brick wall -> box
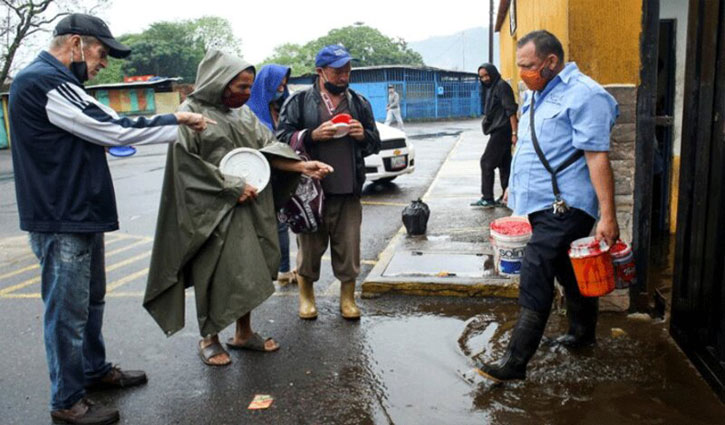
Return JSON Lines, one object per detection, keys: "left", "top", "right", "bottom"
{"left": 601, "top": 84, "right": 637, "bottom": 312}
{"left": 605, "top": 84, "right": 637, "bottom": 243}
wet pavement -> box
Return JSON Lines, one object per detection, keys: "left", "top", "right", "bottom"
{"left": 364, "top": 297, "right": 725, "bottom": 425}
{"left": 362, "top": 120, "right": 518, "bottom": 298}
{"left": 3, "top": 293, "right": 723, "bottom": 424}
{"left": 1, "top": 120, "right": 724, "bottom": 423}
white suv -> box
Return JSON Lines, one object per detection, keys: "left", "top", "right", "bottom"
{"left": 365, "top": 122, "right": 416, "bottom": 183}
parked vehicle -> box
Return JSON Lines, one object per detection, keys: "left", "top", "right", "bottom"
{"left": 365, "top": 122, "right": 415, "bottom": 183}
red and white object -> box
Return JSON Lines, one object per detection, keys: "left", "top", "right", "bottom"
{"left": 489, "top": 216, "right": 532, "bottom": 276}
{"left": 569, "top": 237, "right": 615, "bottom": 297}
{"left": 610, "top": 240, "right": 636, "bottom": 289}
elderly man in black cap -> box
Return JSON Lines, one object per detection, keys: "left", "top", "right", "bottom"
{"left": 9, "top": 13, "right": 212, "bottom": 425}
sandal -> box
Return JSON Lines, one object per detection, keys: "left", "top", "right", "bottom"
{"left": 198, "top": 340, "right": 231, "bottom": 366}
{"left": 226, "top": 333, "right": 280, "bottom": 352}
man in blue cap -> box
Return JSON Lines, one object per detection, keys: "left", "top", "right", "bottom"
{"left": 277, "top": 44, "right": 381, "bottom": 321}
{"left": 9, "top": 13, "right": 211, "bottom": 425}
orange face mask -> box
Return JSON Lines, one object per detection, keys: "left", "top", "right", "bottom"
{"left": 519, "top": 61, "right": 552, "bottom": 91}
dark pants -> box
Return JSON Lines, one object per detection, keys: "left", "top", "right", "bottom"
{"left": 277, "top": 221, "right": 290, "bottom": 273}
{"left": 518, "top": 208, "right": 596, "bottom": 313}
{"left": 480, "top": 126, "right": 512, "bottom": 200}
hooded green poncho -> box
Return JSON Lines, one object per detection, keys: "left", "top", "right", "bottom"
{"left": 143, "top": 49, "right": 299, "bottom": 337}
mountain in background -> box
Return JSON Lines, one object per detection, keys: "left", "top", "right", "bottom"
{"left": 408, "top": 27, "right": 499, "bottom": 73}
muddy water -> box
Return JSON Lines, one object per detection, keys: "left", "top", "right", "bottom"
{"left": 362, "top": 298, "right": 725, "bottom": 425}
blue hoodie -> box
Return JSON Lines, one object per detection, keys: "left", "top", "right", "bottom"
{"left": 247, "top": 64, "right": 291, "bottom": 131}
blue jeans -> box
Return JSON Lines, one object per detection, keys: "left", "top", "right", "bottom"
{"left": 29, "top": 232, "right": 112, "bottom": 411}
{"left": 277, "top": 221, "right": 290, "bottom": 273}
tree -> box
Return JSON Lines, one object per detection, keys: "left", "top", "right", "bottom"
{"left": 119, "top": 22, "right": 206, "bottom": 83}
{"left": 0, "top": 0, "right": 108, "bottom": 87}
{"left": 260, "top": 25, "right": 424, "bottom": 76}
{"left": 94, "top": 16, "right": 241, "bottom": 84}
{"left": 192, "top": 16, "right": 241, "bottom": 56}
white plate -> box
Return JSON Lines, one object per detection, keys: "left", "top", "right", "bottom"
{"left": 332, "top": 123, "right": 350, "bottom": 138}
{"left": 219, "top": 147, "right": 271, "bottom": 192}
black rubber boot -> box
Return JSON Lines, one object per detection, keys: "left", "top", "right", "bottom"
{"left": 555, "top": 297, "right": 598, "bottom": 348}
{"left": 475, "top": 307, "right": 549, "bottom": 383}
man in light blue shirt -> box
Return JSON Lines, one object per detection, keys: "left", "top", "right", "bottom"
{"left": 476, "top": 30, "right": 620, "bottom": 384}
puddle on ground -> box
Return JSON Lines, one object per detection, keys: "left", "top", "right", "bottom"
{"left": 362, "top": 300, "right": 725, "bottom": 425}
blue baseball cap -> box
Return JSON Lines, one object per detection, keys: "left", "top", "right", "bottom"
{"left": 315, "top": 45, "right": 353, "bottom": 68}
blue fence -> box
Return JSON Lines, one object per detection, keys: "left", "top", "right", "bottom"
{"left": 290, "top": 66, "right": 481, "bottom": 122}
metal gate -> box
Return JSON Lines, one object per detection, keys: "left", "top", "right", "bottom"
{"left": 670, "top": 0, "right": 725, "bottom": 401}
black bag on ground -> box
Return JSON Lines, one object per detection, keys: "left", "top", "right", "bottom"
{"left": 402, "top": 199, "right": 430, "bottom": 235}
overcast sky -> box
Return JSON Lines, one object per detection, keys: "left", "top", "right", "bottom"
{"left": 104, "top": 0, "right": 493, "bottom": 64}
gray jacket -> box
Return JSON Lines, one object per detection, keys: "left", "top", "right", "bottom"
{"left": 388, "top": 91, "right": 400, "bottom": 110}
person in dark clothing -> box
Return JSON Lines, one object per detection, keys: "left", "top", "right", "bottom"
{"left": 471, "top": 63, "right": 519, "bottom": 208}
{"left": 246, "top": 64, "right": 296, "bottom": 286}
{"left": 276, "top": 44, "right": 381, "bottom": 320}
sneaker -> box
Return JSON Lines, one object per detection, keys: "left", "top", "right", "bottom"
{"left": 470, "top": 198, "right": 496, "bottom": 208}
{"left": 85, "top": 366, "right": 147, "bottom": 391}
{"left": 51, "top": 398, "right": 119, "bottom": 425}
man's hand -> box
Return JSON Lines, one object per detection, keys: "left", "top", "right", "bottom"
{"left": 584, "top": 151, "right": 619, "bottom": 248}
{"left": 595, "top": 215, "right": 620, "bottom": 248}
{"left": 512, "top": 134, "right": 518, "bottom": 146}
{"left": 348, "top": 119, "right": 365, "bottom": 141}
{"left": 502, "top": 188, "right": 509, "bottom": 204}
{"left": 237, "top": 184, "right": 258, "bottom": 204}
{"left": 300, "top": 161, "right": 334, "bottom": 180}
{"left": 311, "top": 120, "right": 336, "bottom": 141}
{"left": 175, "top": 112, "right": 216, "bottom": 132}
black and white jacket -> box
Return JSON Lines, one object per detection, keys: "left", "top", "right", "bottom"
{"left": 9, "top": 51, "right": 179, "bottom": 233}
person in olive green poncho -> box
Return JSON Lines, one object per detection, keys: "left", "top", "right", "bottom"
{"left": 143, "top": 50, "right": 333, "bottom": 366}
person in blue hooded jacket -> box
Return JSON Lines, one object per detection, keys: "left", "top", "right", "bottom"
{"left": 247, "top": 64, "right": 295, "bottom": 285}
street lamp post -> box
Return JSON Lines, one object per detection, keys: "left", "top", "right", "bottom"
{"left": 489, "top": 0, "right": 494, "bottom": 63}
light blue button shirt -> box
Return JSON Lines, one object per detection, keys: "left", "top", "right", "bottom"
{"left": 508, "top": 62, "right": 619, "bottom": 219}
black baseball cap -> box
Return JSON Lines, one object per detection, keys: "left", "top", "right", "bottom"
{"left": 53, "top": 14, "right": 131, "bottom": 58}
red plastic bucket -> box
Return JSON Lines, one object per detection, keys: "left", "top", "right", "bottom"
{"left": 569, "top": 237, "right": 615, "bottom": 297}
{"left": 610, "top": 240, "right": 636, "bottom": 289}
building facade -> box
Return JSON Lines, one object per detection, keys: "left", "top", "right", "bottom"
{"left": 289, "top": 66, "right": 482, "bottom": 121}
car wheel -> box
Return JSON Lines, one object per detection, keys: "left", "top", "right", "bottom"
{"left": 374, "top": 177, "right": 397, "bottom": 184}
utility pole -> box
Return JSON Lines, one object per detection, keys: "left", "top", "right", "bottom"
{"left": 489, "top": 0, "right": 494, "bottom": 63}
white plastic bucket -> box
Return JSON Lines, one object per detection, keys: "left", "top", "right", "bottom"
{"left": 489, "top": 216, "right": 532, "bottom": 276}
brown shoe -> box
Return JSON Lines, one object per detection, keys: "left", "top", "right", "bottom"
{"left": 277, "top": 271, "right": 294, "bottom": 286}
{"left": 51, "top": 398, "right": 119, "bottom": 425}
{"left": 85, "top": 366, "right": 147, "bottom": 391}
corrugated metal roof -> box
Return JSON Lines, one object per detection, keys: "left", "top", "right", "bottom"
{"left": 85, "top": 77, "right": 183, "bottom": 90}
{"left": 292, "top": 65, "right": 478, "bottom": 80}
{"left": 351, "top": 65, "right": 477, "bottom": 75}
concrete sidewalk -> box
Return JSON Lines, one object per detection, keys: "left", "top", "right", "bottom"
{"left": 363, "top": 123, "right": 520, "bottom": 298}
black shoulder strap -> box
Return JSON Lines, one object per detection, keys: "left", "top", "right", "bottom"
{"left": 296, "top": 90, "right": 306, "bottom": 125}
{"left": 529, "top": 95, "right": 584, "bottom": 199}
